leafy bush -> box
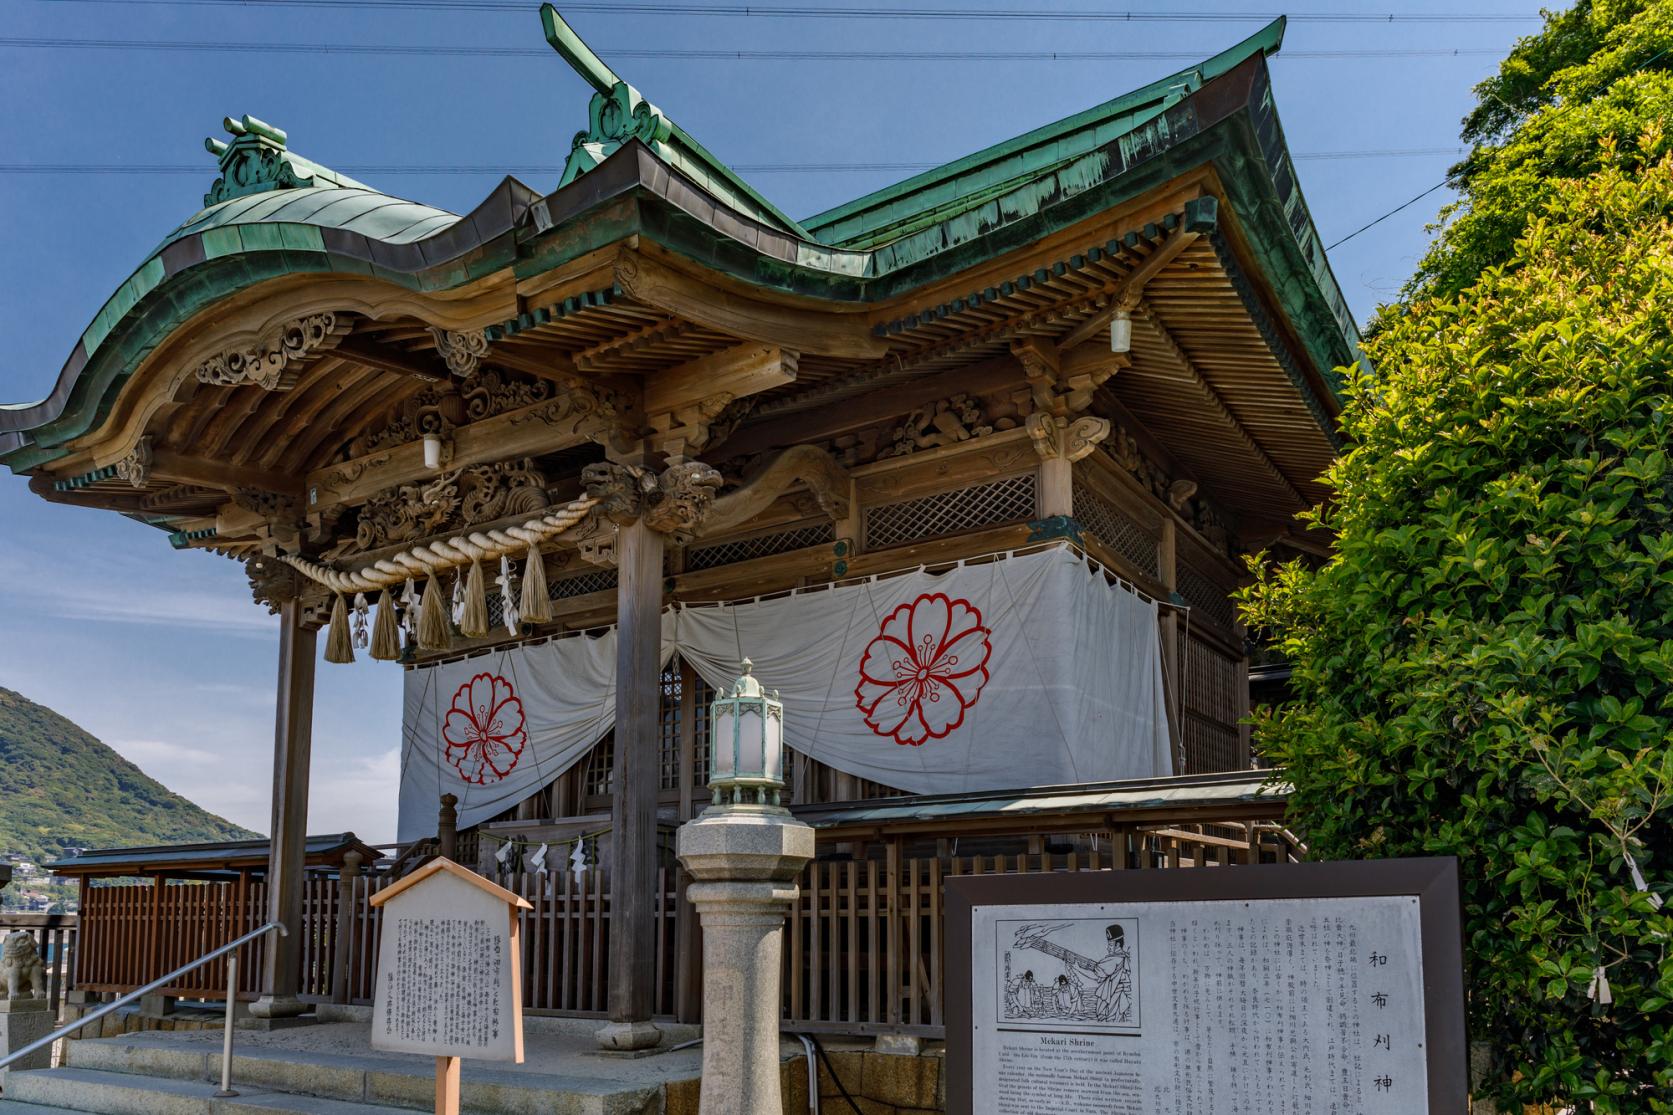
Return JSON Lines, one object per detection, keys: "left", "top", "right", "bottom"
{"left": 1241, "top": 146, "right": 1673, "bottom": 1111}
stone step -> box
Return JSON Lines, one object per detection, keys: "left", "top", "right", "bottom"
{"left": 2, "top": 1067, "right": 400, "bottom": 1115}
{"left": 58, "top": 1033, "right": 666, "bottom": 1115}
{"left": 0, "top": 1099, "right": 85, "bottom": 1114}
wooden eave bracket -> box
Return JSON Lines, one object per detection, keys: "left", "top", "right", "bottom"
{"left": 613, "top": 248, "right": 887, "bottom": 360}
{"left": 642, "top": 341, "right": 798, "bottom": 462}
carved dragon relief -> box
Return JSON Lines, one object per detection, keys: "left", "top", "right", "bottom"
{"left": 245, "top": 553, "right": 304, "bottom": 614}
{"left": 337, "top": 458, "right": 550, "bottom": 555}
{"left": 581, "top": 460, "right": 723, "bottom": 542}
{"left": 195, "top": 312, "right": 353, "bottom": 391}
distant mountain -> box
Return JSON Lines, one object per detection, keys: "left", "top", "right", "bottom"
{"left": 0, "top": 686, "right": 256, "bottom": 877}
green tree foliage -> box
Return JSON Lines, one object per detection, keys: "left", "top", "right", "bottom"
{"left": 0, "top": 686, "right": 255, "bottom": 906}
{"left": 1242, "top": 145, "right": 1673, "bottom": 1110}
{"left": 1405, "top": 0, "right": 1673, "bottom": 303}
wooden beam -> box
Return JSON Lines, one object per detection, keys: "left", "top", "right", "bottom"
{"left": 614, "top": 250, "right": 888, "bottom": 360}
{"left": 304, "top": 388, "right": 623, "bottom": 511}
{"left": 1058, "top": 229, "right": 1200, "bottom": 352}
{"left": 715, "top": 355, "right": 1019, "bottom": 459}
{"left": 151, "top": 450, "right": 302, "bottom": 498}
{"left": 644, "top": 343, "right": 797, "bottom": 419}
{"left": 335, "top": 339, "right": 448, "bottom": 383}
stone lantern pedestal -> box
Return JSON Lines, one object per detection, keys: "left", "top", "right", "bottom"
{"left": 676, "top": 805, "right": 814, "bottom": 1115}
{"left": 0, "top": 998, "right": 53, "bottom": 1085}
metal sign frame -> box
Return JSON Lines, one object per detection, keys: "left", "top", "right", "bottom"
{"left": 944, "top": 857, "right": 1467, "bottom": 1114}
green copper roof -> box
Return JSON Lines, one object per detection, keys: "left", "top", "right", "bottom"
{"left": 804, "top": 18, "right": 1286, "bottom": 249}
{"left": 541, "top": 3, "right": 808, "bottom": 238}
{"left": 163, "top": 187, "right": 459, "bottom": 254}
{"left": 1, "top": 12, "right": 1356, "bottom": 478}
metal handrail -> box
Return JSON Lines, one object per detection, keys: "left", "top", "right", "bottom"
{"left": 0, "top": 919, "right": 285, "bottom": 1098}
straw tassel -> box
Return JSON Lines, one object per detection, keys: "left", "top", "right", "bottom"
{"left": 417, "top": 575, "right": 452, "bottom": 650}
{"left": 324, "top": 593, "right": 355, "bottom": 664}
{"left": 459, "top": 558, "right": 489, "bottom": 638}
{"left": 520, "top": 543, "right": 552, "bottom": 624}
{"left": 370, "top": 588, "right": 402, "bottom": 661}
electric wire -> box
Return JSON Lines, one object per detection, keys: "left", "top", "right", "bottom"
{"left": 28, "top": 0, "right": 1547, "bottom": 22}
{"left": 0, "top": 36, "right": 1506, "bottom": 61}
{"left": 0, "top": 149, "right": 1467, "bottom": 178}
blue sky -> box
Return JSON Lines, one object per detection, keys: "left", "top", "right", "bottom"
{"left": 0, "top": 0, "right": 1544, "bottom": 843}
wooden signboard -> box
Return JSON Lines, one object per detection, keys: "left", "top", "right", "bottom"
{"left": 945, "top": 858, "right": 1467, "bottom": 1115}
{"left": 368, "top": 858, "right": 532, "bottom": 1115}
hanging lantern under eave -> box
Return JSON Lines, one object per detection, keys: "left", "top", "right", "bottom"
{"left": 707, "top": 658, "right": 786, "bottom": 809}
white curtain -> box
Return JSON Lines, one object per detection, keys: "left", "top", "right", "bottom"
{"left": 398, "top": 546, "right": 1170, "bottom": 840}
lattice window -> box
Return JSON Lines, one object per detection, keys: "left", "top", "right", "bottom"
{"left": 1072, "top": 481, "right": 1158, "bottom": 577}
{"left": 1178, "top": 563, "right": 1237, "bottom": 632}
{"left": 550, "top": 567, "right": 617, "bottom": 601}
{"left": 657, "top": 663, "right": 683, "bottom": 791}
{"left": 685, "top": 523, "right": 836, "bottom": 572}
{"left": 864, "top": 473, "right": 1037, "bottom": 550}
{"left": 583, "top": 733, "right": 614, "bottom": 797}
{"left": 1179, "top": 631, "right": 1243, "bottom": 773}
{"left": 691, "top": 670, "right": 713, "bottom": 791}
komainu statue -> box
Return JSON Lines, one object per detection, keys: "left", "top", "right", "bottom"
{"left": 1, "top": 931, "right": 47, "bottom": 999}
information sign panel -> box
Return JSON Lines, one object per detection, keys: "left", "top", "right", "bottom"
{"left": 369, "top": 858, "right": 529, "bottom": 1063}
{"left": 946, "top": 858, "right": 1466, "bottom": 1114}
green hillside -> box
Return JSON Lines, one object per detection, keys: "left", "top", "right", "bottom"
{"left": 0, "top": 686, "right": 256, "bottom": 895}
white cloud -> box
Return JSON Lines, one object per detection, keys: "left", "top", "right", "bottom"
{"left": 108, "top": 738, "right": 219, "bottom": 766}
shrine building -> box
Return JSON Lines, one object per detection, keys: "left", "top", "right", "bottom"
{"left": 4, "top": 8, "right": 1349, "bottom": 1044}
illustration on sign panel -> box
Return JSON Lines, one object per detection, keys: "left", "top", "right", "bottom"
{"left": 998, "top": 917, "right": 1140, "bottom": 1033}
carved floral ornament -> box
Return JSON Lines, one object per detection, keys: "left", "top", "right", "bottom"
{"left": 195, "top": 312, "right": 353, "bottom": 392}
{"left": 345, "top": 369, "right": 561, "bottom": 459}
{"left": 114, "top": 436, "right": 152, "bottom": 489}
{"left": 428, "top": 327, "right": 492, "bottom": 379}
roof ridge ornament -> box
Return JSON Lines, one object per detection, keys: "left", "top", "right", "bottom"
{"left": 202, "top": 114, "right": 369, "bottom": 208}
{"left": 540, "top": 5, "right": 674, "bottom": 187}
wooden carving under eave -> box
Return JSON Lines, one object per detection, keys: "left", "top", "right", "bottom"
{"left": 342, "top": 459, "right": 551, "bottom": 555}
{"left": 1025, "top": 412, "right": 1110, "bottom": 463}
{"left": 876, "top": 394, "right": 1016, "bottom": 460}
{"left": 246, "top": 553, "right": 304, "bottom": 614}
{"left": 195, "top": 312, "right": 354, "bottom": 391}
{"left": 581, "top": 460, "right": 723, "bottom": 541}
{"left": 1011, "top": 335, "right": 1124, "bottom": 420}
{"left": 114, "top": 436, "right": 152, "bottom": 489}
{"left": 699, "top": 445, "right": 850, "bottom": 538}
{"left": 428, "top": 327, "right": 492, "bottom": 379}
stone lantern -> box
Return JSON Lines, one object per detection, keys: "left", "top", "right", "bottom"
{"left": 707, "top": 659, "right": 785, "bottom": 807}
{"left": 676, "top": 659, "right": 814, "bottom": 1115}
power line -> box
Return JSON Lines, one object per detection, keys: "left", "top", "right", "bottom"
{"left": 0, "top": 36, "right": 1505, "bottom": 61}
{"left": 28, "top": 0, "right": 1547, "bottom": 22}
{"left": 1325, "top": 180, "right": 1451, "bottom": 250}
{"left": 0, "top": 150, "right": 1466, "bottom": 178}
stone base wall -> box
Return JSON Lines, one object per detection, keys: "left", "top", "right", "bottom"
{"left": 662, "top": 1043, "right": 945, "bottom": 1115}
{"left": 59, "top": 1003, "right": 221, "bottom": 1041}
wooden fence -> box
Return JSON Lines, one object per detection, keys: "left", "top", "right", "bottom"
{"left": 0, "top": 911, "right": 77, "bottom": 1014}
{"left": 63, "top": 783, "right": 1296, "bottom": 1038}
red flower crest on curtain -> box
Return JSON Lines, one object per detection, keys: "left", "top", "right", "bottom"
{"left": 855, "top": 592, "right": 992, "bottom": 746}
{"left": 443, "top": 673, "right": 527, "bottom": 784}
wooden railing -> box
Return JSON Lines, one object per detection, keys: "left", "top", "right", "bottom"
{"left": 0, "top": 911, "right": 77, "bottom": 1014}
{"left": 61, "top": 774, "right": 1294, "bottom": 1039}
{"left": 782, "top": 819, "right": 1301, "bottom": 1038}
{"left": 77, "top": 879, "right": 267, "bottom": 1001}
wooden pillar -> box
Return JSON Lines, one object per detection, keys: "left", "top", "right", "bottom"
{"left": 437, "top": 793, "right": 459, "bottom": 860}
{"left": 330, "top": 851, "right": 363, "bottom": 1005}
{"left": 252, "top": 599, "right": 315, "bottom": 1018}
{"left": 599, "top": 516, "right": 666, "bottom": 1049}
{"left": 1038, "top": 455, "right": 1073, "bottom": 519}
